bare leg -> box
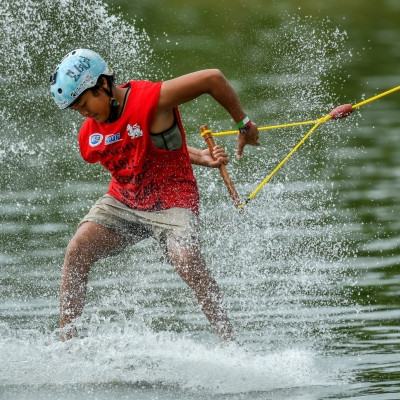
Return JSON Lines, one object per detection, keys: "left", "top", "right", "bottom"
{"left": 60, "top": 222, "right": 122, "bottom": 340}
{"left": 167, "top": 236, "right": 234, "bottom": 343}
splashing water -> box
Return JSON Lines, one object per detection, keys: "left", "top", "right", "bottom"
{"left": 0, "top": 1, "right": 360, "bottom": 397}
{"left": 0, "top": 0, "right": 155, "bottom": 194}
{"left": 1, "top": 321, "right": 340, "bottom": 391}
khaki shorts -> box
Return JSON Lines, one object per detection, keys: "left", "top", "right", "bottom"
{"left": 78, "top": 194, "right": 200, "bottom": 257}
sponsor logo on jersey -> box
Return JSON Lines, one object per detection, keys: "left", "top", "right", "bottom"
{"left": 127, "top": 123, "right": 143, "bottom": 140}
{"left": 89, "top": 133, "right": 103, "bottom": 147}
{"left": 105, "top": 132, "right": 122, "bottom": 145}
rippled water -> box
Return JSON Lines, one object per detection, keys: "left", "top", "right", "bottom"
{"left": 0, "top": 0, "right": 399, "bottom": 399}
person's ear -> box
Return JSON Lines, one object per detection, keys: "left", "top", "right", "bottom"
{"left": 99, "top": 76, "right": 109, "bottom": 90}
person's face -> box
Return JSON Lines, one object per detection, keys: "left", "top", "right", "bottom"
{"left": 70, "top": 87, "right": 110, "bottom": 123}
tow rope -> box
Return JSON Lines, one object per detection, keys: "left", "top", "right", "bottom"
{"left": 200, "top": 85, "right": 400, "bottom": 211}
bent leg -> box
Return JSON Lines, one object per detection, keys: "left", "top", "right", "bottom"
{"left": 167, "top": 236, "right": 234, "bottom": 343}
{"left": 60, "top": 222, "right": 122, "bottom": 340}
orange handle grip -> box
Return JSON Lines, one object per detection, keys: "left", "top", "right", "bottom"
{"left": 200, "top": 125, "right": 242, "bottom": 209}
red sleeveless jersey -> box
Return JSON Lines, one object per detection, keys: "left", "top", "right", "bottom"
{"left": 78, "top": 80, "right": 199, "bottom": 213}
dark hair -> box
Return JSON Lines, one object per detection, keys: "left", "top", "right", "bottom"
{"left": 89, "top": 74, "right": 115, "bottom": 96}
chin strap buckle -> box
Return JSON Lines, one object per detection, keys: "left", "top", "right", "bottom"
{"left": 106, "top": 97, "right": 120, "bottom": 124}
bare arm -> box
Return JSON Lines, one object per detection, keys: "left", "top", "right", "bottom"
{"left": 150, "top": 69, "right": 260, "bottom": 158}
{"left": 158, "top": 70, "right": 246, "bottom": 120}
{"left": 187, "top": 145, "right": 228, "bottom": 168}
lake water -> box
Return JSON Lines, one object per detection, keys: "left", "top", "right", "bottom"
{"left": 0, "top": 0, "right": 399, "bottom": 399}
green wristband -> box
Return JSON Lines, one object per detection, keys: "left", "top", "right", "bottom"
{"left": 237, "top": 116, "right": 250, "bottom": 128}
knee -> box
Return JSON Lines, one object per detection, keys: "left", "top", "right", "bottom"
{"left": 176, "top": 262, "right": 218, "bottom": 293}
{"left": 64, "top": 223, "right": 121, "bottom": 268}
{"left": 168, "top": 238, "right": 202, "bottom": 268}
{"left": 66, "top": 235, "right": 84, "bottom": 258}
{"left": 64, "top": 234, "right": 97, "bottom": 267}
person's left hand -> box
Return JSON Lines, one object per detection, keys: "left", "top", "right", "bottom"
{"left": 236, "top": 122, "right": 260, "bottom": 159}
{"left": 201, "top": 145, "right": 229, "bottom": 168}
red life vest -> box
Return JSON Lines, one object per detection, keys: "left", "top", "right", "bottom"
{"left": 78, "top": 80, "right": 199, "bottom": 213}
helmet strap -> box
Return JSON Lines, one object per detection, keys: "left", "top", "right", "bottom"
{"left": 102, "top": 85, "right": 120, "bottom": 124}
{"left": 106, "top": 96, "right": 120, "bottom": 124}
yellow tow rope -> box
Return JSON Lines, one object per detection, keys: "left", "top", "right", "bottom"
{"left": 204, "top": 85, "right": 400, "bottom": 210}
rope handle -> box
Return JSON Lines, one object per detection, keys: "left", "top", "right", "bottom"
{"left": 200, "top": 125, "right": 242, "bottom": 211}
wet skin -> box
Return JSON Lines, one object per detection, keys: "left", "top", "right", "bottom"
{"left": 61, "top": 70, "right": 259, "bottom": 342}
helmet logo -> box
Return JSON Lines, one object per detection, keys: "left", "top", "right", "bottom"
{"left": 66, "top": 56, "right": 92, "bottom": 82}
{"left": 70, "top": 73, "right": 95, "bottom": 99}
{"left": 56, "top": 99, "right": 69, "bottom": 108}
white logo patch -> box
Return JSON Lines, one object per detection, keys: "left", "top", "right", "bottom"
{"left": 89, "top": 133, "right": 103, "bottom": 147}
{"left": 127, "top": 123, "right": 143, "bottom": 140}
